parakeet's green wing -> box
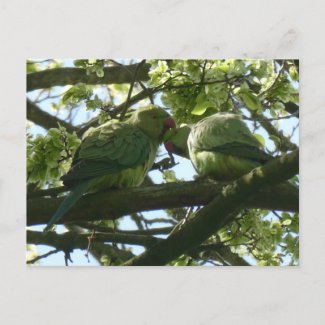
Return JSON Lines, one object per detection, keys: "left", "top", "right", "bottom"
{"left": 62, "top": 122, "right": 153, "bottom": 186}
{"left": 204, "top": 142, "right": 271, "bottom": 163}
{"left": 189, "top": 114, "right": 271, "bottom": 163}
{"left": 45, "top": 122, "right": 155, "bottom": 230}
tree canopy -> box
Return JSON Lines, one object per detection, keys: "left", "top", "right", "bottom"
{"left": 26, "top": 59, "right": 299, "bottom": 266}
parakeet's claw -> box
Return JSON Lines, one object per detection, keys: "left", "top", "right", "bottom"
{"left": 151, "top": 155, "right": 179, "bottom": 172}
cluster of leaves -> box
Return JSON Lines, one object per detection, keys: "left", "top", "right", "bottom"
{"left": 27, "top": 59, "right": 63, "bottom": 73}
{"left": 148, "top": 59, "right": 298, "bottom": 125}
{"left": 61, "top": 83, "right": 105, "bottom": 111}
{"left": 218, "top": 210, "right": 299, "bottom": 266}
{"left": 73, "top": 59, "right": 106, "bottom": 77}
{"left": 27, "top": 126, "right": 80, "bottom": 187}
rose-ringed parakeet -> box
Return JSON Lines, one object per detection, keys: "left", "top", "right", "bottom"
{"left": 45, "top": 105, "right": 176, "bottom": 230}
{"left": 164, "top": 113, "right": 272, "bottom": 181}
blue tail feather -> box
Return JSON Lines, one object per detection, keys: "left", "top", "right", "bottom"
{"left": 44, "top": 181, "right": 90, "bottom": 231}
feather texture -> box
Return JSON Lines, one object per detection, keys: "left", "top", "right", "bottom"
{"left": 164, "top": 113, "right": 273, "bottom": 181}
{"left": 45, "top": 105, "right": 175, "bottom": 229}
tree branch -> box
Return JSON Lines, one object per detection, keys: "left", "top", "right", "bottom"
{"left": 73, "top": 223, "right": 174, "bottom": 236}
{"left": 27, "top": 248, "right": 60, "bottom": 264}
{"left": 123, "top": 150, "right": 299, "bottom": 265}
{"left": 27, "top": 63, "right": 151, "bottom": 92}
{"left": 26, "top": 230, "right": 135, "bottom": 264}
{"left": 27, "top": 230, "right": 160, "bottom": 247}
{"left": 27, "top": 99, "right": 78, "bottom": 133}
{"left": 250, "top": 110, "right": 298, "bottom": 151}
{"left": 27, "top": 178, "right": 298, "bottom": 227}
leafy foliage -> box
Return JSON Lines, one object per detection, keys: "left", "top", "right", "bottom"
{"left": 26, "top": 59, "right": 299, "bottom": 266}
{"left": 27, "top": 126, "right": 80, "bottom": 187}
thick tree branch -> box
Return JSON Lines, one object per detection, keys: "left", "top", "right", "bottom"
{"left": 27, "top": 99, "right": 78, "bottom": 133}
{"left": 123, "top": 150, "right": 299, "bottom": 265}
{"left": 73, "top": 223, "right": 174, "bottom": 236}
{"left": 26, "top": 230, "right": 134, "bottom": 264}
{"left": 27, "top": 63, "right": 151, "bottom": 92}
{"left": 27, "top": 229, "right": 158, "bottom": 249}
{"left": 27, "top": 178, "right": 298, "bottom": 227}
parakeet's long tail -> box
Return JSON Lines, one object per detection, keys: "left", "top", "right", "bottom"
{"left": 44, "top": 181, "right": 91, "bottom": 231}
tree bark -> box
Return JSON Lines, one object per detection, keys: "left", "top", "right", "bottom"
{"left": 27, "top": 178, "right": 298, "bottom": 226}
{"left": 27, "top": 99, "right": 78, "bottom": 132}
{"left": 26, "top": 230, "right": 134, "bottom": 264}
{"left": 27, "top": 63, "right": 151, "bottom": 92}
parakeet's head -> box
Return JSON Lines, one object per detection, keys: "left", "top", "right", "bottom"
{"left": 163, "top": 125, "right": 191, "bottom": 159}
{"left": 128, "top": 105, "right": 176, "bottom": 142}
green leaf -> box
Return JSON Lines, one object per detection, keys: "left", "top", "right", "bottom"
{"left": 191, "top": 90, "right": 215, "bottom": 115}
{"left": 239, "top": 91, "right": 263, "bottom": 110}
{"left": 289, "top": 65, "right": 298, "bottom": 81}
{"left": 282, "top": 219, "right": 292, "bottom": 226}
{"left": 163, "top": 170, "right": 177, "bottom": 183}
{"left": 157, "top": 60, "right": 168, "bottom": 73}
{"left": 272, "top": 101, "right": 285, "bottom": 111}
{"left": 86, "top": 94, "right": 103, "bottom": 110}
{"left": 253, "top": 134, "right": 265, "bottom": 147}
{"left": 191, "top": 100, "right": 214, "bottom": 115}
{"left": 73, "top": 59, "right": 88, "bottom": 68}
{"left": 62, "top": 84, "right": 93, "bottom": 105}
{"left": 240, "top": 81, "right": 250, "bottom": 91}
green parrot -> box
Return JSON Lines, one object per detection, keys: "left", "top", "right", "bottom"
{"left": 164, "top": 113, "right": 272, "bottom": 181}
{"left": 45, "top": 105, "right": 176, "bottom": 230}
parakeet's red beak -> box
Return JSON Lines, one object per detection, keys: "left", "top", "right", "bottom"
{"left": 160, "top": 117, "right": 176, "bottom": 141}
{"left": 164, "top": 140, "right": 175, "bottom": 153}
{"left": 163, "top": 117, "right": 176, "bottom": 129}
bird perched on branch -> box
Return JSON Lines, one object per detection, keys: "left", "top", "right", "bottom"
{"left": 164, "top": 113, "right": 272, "bottom": 181}
{"left": 45, "top": 105, "right": 176, "bottom": 230}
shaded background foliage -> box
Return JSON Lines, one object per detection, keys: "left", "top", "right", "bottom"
{"left": 26, "top": 59, "right": 299, "bottom": 266}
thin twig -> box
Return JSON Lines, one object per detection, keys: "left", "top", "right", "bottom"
{"left": 258, "top": 60, "right": 286, "bottom": 98}
{"left": 27, "top": 249, "right": 60, "bottom": 264}
{"left": 242, "top": 111, "right": 298, "bottom": 122}
{"left": 119, "top": 60, "right": 146, "bottom": 120}
{"left": 110, "top": 60, "right": 154, "bottom": 104}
